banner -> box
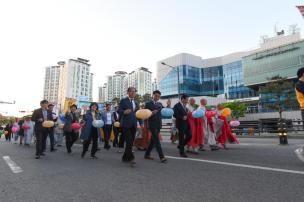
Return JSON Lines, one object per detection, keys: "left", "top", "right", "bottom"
{"left": 63, "top": 98, "right": 77, "bottom": 112}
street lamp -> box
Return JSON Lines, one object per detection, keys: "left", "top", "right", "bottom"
{"left": 161, "top": 62, "right": 180, "bottom": 99}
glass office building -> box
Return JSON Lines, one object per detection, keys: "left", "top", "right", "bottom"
{"left": 158, "top": 65, "right": 203, "bottom": 98}
{"left": 223, "top": 61, "right": 257, "bottom": 99}
{"left": 158, "top": 33, "right": 304, "bottom": 112}
{"left": 243, "top": 40, "right": 304, "bottom": 87}
{"left": 159, "top": 60, "right": 255, "bottom": 99}
{"left": 243, "top": 39, "right": 304, "bottom": 112}
{"left": 201, "top": 65, "right": 224, "bottom": 96}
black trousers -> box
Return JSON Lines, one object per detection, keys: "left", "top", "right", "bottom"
{"left": 42, "top": 129, "right": 55, "bottom": 151}
{"left": 122, "top": 127, "right": 136, "bottom": 162}
{"left": 178, "top": 126, "right": 192, "bottom": 155}
{"left": 145, "top": 128, "right": 164, "bottom": 159}
{"left": 103, "top": 124, "right": 112, "bottom": 148}
{"left": 118, "top": 129, "right": 126, "bottom": 148}
{"left": 83, "top": 127, "right": 98, "bottom": 156}
{"left": 65, "top": 131, "right": 78, "bottom": 152}
{"left": 5, "top": 133, "right": 11, "bottom": 141}
{"left": 113, "top": 127, "right": 120, "bottom": 147}
{"left": 35, "top": 129, "right": 47, "bottom": 156}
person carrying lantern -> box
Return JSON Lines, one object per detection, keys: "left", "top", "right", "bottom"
{"left": 80, "top": 102, "right": 102, "bottom": 159}
{"left": 144, "top": 90, "right": 167, "bottom": 163}
{"left": 23, "top": 115, "right": 34, "bottom": 146}
{"left": 216, "top": 104, "right": 238, "bottom": 149}
{"left": 118, "top": 87, "right": 143, "bottom": 167}
{"left": 63, "top": 104, "right": 80, "bottom": 154}
{"left": 186, "top": 98, "right": 203, "bottom": 154}
{"left": 200, "top": 99, "right": 219, "bottom": 151}
{"left": 31, "top": 100, "right": 54, "bottom": 159}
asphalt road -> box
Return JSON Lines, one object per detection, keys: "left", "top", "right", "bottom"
{"left": 1, "top": 138, "right": 304, "bottom": 202}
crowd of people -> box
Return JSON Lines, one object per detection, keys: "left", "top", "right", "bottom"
{"left": 0, "top": 87, "right": 238, "bottom": 166}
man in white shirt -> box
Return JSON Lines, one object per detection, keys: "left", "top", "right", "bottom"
{"left": 102, "top": 103, "right": 114, "bottom": 150}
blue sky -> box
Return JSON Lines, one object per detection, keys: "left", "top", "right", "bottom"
{"left": 0, "top": 0, "right": 303, "bottom": 115}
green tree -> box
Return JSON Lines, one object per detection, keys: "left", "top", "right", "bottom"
{"left": 111, "top": 97, "right": 121, "bottom": 105}
{"left": 134, "top": 94, "right": 143, "bottom": 104}
{"left": 259, "top": 75, "right": 295, "bottom": 121}
{"left": 223, "top": 101, "right": 247, "bottom": 119}
{"left": 142, "top": 93, "right": 151, "bottom": 103}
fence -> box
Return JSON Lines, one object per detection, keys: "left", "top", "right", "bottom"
{"left": 160, "top": 118, "right": 304, "bottom": 136}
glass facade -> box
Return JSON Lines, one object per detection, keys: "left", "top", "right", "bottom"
{"left": 201, "top": 66, "right": 224, "bottom": 96}
{"left": 159, "top": 65, "right": 203, "bottom": 97}
{"left": 223, "top": 61, "right": 257, "bottom": 99}
{"left": 159, "top": 62, "right": 255, "bottom": 99}
{"left": 258, "top": 79, "right": 299, "bottom": 112}
{"left": 243, "top": 40, "right": 304, "bottom": 86}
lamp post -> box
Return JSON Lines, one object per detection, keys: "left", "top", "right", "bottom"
{"left": 161, "top": 62, "right": 180, "bottom": 99}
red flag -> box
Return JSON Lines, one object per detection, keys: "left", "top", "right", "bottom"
{"left": 296, "top": 5, "right": 304, "bottom": 17}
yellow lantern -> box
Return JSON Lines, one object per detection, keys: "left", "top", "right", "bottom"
{"left": 59, "top": 124, "right": 64, "bottom": 129}
{"left": 42, "top": 121, "right": 55, "bottom": 128}
{"left": 114, "top": 122, "right": 120, "bottom": 128}
{"left": 221, "top": 108, "right": 231, "bottom": 117}
{"left": 136, "top": 109, "right": 152, "bottom": 120}
{"left": 4, "top": 131, "right": 8, "bottom": 135}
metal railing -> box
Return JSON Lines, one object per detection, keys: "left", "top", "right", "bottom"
{"left": 160, "top": 119, "right": 304, "bottom": 136}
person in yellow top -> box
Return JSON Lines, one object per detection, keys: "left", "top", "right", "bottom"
{"left": 295, "top": 67, "right": 304, "bottom": 162}
{"left": 295, "top": 67, "right": 304, "bottom": 120}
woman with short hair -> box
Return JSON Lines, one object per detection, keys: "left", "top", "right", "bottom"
{"left": 80, "top": 102, "right": 102, "bottom": 159}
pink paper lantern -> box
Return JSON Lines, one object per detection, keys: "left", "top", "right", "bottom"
{"left": 71, "top": 123, "right": 82, "bottom": 130}
{"left": 12, "top": 127, "right": 19, "bottom": 133}
{"left": 206, "top": 111, "right": 216, "bottom": 118}
{"left": 230, "top": 120, "right": 240, "bottom": 127}
{"left": 22, "top": 124, "right": 30, "bottom": 130}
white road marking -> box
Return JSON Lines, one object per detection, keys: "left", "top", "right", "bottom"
{"left": 2, "top": 156, "right": 23, "bottom": 174}
{"left": 166, "top": 156, "right": 304, "bottom": 175}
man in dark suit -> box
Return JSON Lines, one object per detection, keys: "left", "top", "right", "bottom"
{"left": 144, "top": 90, "right": 168, "bottom": 163}
{"left": 31, "top": 100, "right": 53, "bottom": 159}
{"left": 118, "top": 87, "right": 142, "bottom": 166}
{"left": 173, "top": 94, "right": 192, "bottom": 158}
{"left": 42, "top": 103, "right": 57, "bottom": 152}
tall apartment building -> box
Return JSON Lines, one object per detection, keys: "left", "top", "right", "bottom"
{"left": 152, "top": 79, "right": 158, "bottom": 92}
{"left": 43, "top": 58, "right": 93, "bottom": 109}
{"left": 112, "top": 71, "right": 128, "bottom": 99}
{"left": 128, "top": 67, "right": 152, "bottom": 96}
{"left": 43, "top": 65, "right": 62, "bottom": 104}
{"left": 98, "top": 84, "right": 107, "bottom": 103}
{"left": 58, "top": 58, "right": 93, "bottom": 108}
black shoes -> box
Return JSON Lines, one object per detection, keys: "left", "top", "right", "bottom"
{"left": 130, "top": 160, "right": 136, "bottom": 167}
{"left": 160, "top": 158, "right": 168, "bottom": 163}
{"left": 35, "top": 155, "right": 40, "bottom": 159}
{"left": 210, "top": 146, "right": 220, "bottom": 151}
{"left": 144, "top": 156, "right": 155, "bottom": 160}
{"left": 50, "top": 148, "right": 57, "bottom": 152}
{"left": 180, "top": 153, "right": 188, "bottom": 158}
{"left": 104, "top": 145, "right": 111, "bottom": 150}
{"left": 90, "top": 155, "right": 98, "bottom": 159}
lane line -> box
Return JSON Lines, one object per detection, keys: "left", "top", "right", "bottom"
{"left": 166, "top": 156, "right": 304, "bottom": 175}
{"left": 2, "top": 156, "right": 23, "bottom": 174}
